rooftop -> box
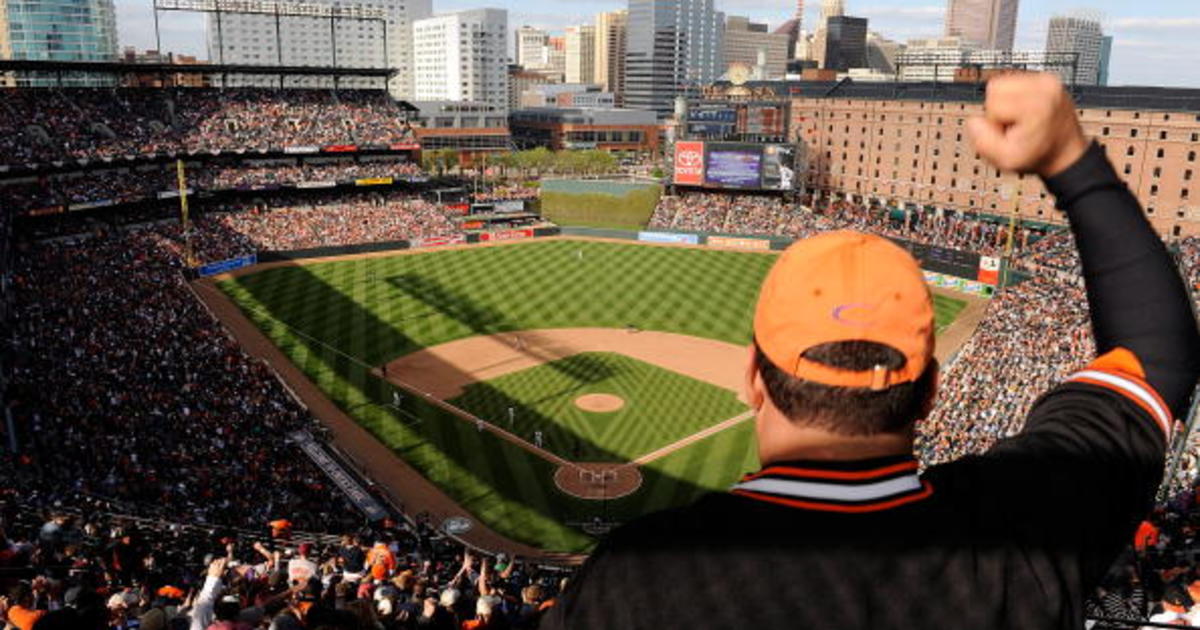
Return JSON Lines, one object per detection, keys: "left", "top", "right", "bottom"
{"left": 725, "top": 80, "right": 1200, "bottom": 112}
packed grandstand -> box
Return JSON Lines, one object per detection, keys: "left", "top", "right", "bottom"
{"left": 2, "top": 85, "right": 1200, "bottom": 630}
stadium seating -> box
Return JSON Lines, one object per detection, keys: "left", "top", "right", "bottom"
{"left": 0, "top": 88, "right": 416, "bottom": 167}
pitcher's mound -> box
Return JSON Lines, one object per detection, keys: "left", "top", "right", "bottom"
{"left": 575, "top": 393, "right": 625, "bottom": 413}
{"left": 554, "top": 463, "right": 643, "bottom": 500}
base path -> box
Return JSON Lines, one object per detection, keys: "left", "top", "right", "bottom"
{"left": 384, "top": 328, "right": 747, "bottom": 400}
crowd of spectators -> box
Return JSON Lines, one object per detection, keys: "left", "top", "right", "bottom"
{"left": 648, "top": 192, "right": 1044, "bottom": 257}
{"left": 194, "top": 161, "right": 426, "bottom": 190}
{"left": 209, "top": 192, "right": 461, "bottom": 252}
{"left": 0, "top": 88, "right": 416, "bottom": 167}
{"left": 0, "top": 161, "right": 428, "bottom": 215}
{"left": 0, "top": 506, "right": 566, "bottom": 630}
{"left": 470, "top": 187, "right": 538, "bottom": 204}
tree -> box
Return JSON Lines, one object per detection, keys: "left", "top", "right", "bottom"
{"left": 527, "top": 147, "right": 554, "bottom": 176}
{"left": 440, "top": 149, "right": 460, "bottom": 175}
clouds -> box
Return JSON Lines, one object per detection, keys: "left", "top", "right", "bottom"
{"left": 1111, "top": 17, "right": 1200, "bottom": 29}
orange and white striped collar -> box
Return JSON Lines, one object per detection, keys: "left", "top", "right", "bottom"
{"left": 731, "top": 456, "right": 933, "bottom": 513}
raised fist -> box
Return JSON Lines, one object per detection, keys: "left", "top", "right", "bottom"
{"left": 967, "top": 72, "right": 1089, "bottom": 178}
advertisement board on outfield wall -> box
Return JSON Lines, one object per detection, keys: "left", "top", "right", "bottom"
{"left": 355, "top": 177, "right": 394, "bottom": 186}
{"left": 977, "top": 256, "right": 1001, "bottom": 285}
{"left": 673, "top": 141, "right": 705, "bottom": 186}
{"left": 479, "top": 229, "right": 534, "bottom": 242}
{"left": 196, "top": 254, "right": 258, "bottom": 277}
{"left": 638, "top": 231, "right": 701, "bottom": 245}
{"left": 707, "top": 235, "right": 772, "bottom": 250}
{"left": 414, "top": 235, "right": 467, "bottom": 248}
{"left": 923, "top": 270, "right": 994, "bottom": 298}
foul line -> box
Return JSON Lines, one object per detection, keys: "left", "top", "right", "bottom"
{"left": 629, "top": 410, "right": 755, "bottom": 466}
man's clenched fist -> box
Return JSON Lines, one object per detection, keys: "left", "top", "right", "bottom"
{"left": 967, "top": 73, "right": 1089, "bottom": 178}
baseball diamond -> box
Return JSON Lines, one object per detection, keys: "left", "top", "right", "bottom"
{"left": 214, "top": 238, "right": 979, "bottom": 554}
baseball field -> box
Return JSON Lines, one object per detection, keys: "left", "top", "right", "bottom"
{"left": 214, "top": 238, "right": 971, "bottom": 554}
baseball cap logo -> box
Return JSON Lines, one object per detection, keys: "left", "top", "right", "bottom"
{"left": 832, "top": 303, "right": 879, "bottom": 327}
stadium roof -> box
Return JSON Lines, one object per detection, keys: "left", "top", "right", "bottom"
{"left": 722, "top": 80, "right": 1200, "bottom": 112}
{"left": 0, "top": 59, "right": 396, "bottom": 79}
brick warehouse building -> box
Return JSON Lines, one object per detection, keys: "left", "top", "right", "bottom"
{"left": 723, "top": 81, "right": 1200, "bottom": 237}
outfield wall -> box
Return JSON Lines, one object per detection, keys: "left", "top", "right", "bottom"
{"left": 558, "top": 226, "right": 1026, "bottom": 294}
{"left": 246, "top": 223, "right": 1017, "bottom": 294}
{"left": 256, "top": 227, "right": 563, "bottom": 262}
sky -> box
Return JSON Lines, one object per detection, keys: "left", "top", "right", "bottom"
{"left": 116, "top": 0, "right": 1200, "bottom": 88}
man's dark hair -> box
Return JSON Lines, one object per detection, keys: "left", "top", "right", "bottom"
{"left": 754, "top": 340, "right": 935, "bottom": 436}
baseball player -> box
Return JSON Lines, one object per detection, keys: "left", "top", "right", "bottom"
{"left": 534, "top": 431, "right": 544, "bottom": 449}
{"left": 543, "top": 74, "right": 1200, "bottom": 630}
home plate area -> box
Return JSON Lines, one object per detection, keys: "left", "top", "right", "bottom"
{"left": 554, "top": 463, "right": 644, "bottom": 500}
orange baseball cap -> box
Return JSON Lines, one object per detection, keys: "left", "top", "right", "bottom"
{"left": 754, "top": 231, "right": 934, "bottom": 390}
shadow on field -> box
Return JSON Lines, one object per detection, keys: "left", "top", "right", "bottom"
{"left": 224, "top": 248, "right": 730, "bottom": 549}
{"left": 387, "top": 273, "right": 618, "bottom": 386}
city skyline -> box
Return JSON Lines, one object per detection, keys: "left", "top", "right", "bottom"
{"left": 116, "top": 0, "right": 1200, "bottom": 88}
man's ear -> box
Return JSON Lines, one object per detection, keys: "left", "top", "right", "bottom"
{"left": 743, "top": 344, "right": 765, "bottom": 411}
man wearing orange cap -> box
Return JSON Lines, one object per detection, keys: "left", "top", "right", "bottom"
{"left": 545, "top": 73, "right": 1200, "bottom": 630}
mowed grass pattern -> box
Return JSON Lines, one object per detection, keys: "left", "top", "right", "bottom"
{"left": 450, "top": 352, "right": 748, "bottom": 462}
{"left": 219, "top": 239, "right": 970, "bottom": 553}
{"left": 934, "top": 295, "right": 967, "bottom": 333}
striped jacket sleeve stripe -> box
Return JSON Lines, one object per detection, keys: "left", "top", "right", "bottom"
{"left": 1068, "top": 369, "right": 1173, "bottom": 440}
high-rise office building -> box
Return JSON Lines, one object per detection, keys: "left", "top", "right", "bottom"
{"left": 413, "top": 8, "right": 508, "bottom": 110}
{"left": 944, "top": 0, "right": 1019, "bottom": 51}
{"left": 206, "top": 0, "right": 431, "bottom": 97}
{"left": 625, "top": 0, "right": 724, "bottom": 117}
{"left": 565, "top": 24, "right": 596, "bottom": 84}
{"left": 594, "top": 10, "right": 627, "bottom": 101}
{"left": 724, "top": 16, "right": 789, "bottom": 79}
{"left": 1, "top": 0, "right": 118, "bottom": 85}
{"left": 515, "top": 25, "right": 549, "bottom": 69}
{"left": 1045, "top": 12, "right": 1105, "bottom": 86}
{"left": 823, "top": 15, "right": 867, "bottom": 71}
{"left": 1097, "top": 34, "right": 1112, "bottom": 86}
{"left": 546, "top": 36, "right": 566, "bottom": 79}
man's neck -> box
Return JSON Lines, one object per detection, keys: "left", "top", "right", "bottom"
{"left": 758, "top": 420, "right": 915, "bottom": 465}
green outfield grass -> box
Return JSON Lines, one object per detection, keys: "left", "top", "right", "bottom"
{"left": 450, "top": 352, "right": 747, "bottom": 462}
{"left": 934, "top": 295, "right": 967, "bottom": 334}
{"left": 218, "top": 239, "right": 970, "bottom": 553}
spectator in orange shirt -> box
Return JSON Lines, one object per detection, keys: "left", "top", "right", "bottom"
{"left": 366, "top": 541, "right": 395, "bottom": 581}
{"left": 5, "top": 583, "right": 45, "bottom": 630}
{"left": 1134, "top": 519, "right": 1160, "bottom": 552}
